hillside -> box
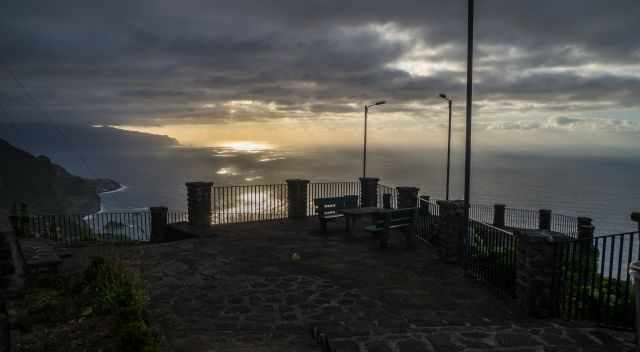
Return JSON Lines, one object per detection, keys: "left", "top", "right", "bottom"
{"left": 0, "top": 123, "right": 178, "bottom": 153}
{"left": 0, "top": 138, "right": 118, "bottom": 214}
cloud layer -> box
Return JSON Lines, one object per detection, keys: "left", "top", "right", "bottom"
{"left": 1, "top": 0, "right": 639, "bottom": 130}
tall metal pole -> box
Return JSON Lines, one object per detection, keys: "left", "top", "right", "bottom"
{"left": 463, "top": 0, "right": 475, "bottom": 241}
{"left": 446, "top": 99, "right": 452, "bottom": 201}
{"left": 363, "top": 105, "right": 368, "bottom": 178}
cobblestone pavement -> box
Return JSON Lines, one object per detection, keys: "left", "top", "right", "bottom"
{"left": 65, "top": 219, "right": 636, "bottom": 351}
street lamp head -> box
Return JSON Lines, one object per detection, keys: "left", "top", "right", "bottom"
{"left": 375, "top": 100, "right": 386, "bottom": 105}
{"left": 439, "top": 93, "right": 448, "bottom": 100}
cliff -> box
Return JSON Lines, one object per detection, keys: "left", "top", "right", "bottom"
{"left": 0, "top": 138, "right": 118, "bottom": 214}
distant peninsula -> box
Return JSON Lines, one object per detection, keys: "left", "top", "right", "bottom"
{"left": 0, "top": 138, "right": 120, "bottom": 214}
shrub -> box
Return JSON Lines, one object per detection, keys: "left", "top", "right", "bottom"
{"left": 83, "top": 257, "right": 148, "bottom": 320}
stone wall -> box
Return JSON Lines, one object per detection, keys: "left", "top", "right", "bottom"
{"left": 186, "top": 182, "right": 213, "bottom": 227}
{"left": 286, "top": 179, "right": 310, "bottom": 219}
{"left": 359, "top": 177, "right": 379, "bottom": 208}
{"left": 396, "top": 187, "right": 419, "bottom": 209}
{"left": 150, "top": 207, "right": 168, "bottom": 242}
{"left": 515, "top": 229, "right": 569, "bottom": 318}
{"left": 435, "top": 200, "right": 466, "bottom": 263}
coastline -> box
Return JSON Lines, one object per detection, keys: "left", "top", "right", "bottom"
{"left": 98, "top": 183, "right": 128, "bottom": 195}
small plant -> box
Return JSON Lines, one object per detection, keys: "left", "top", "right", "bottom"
{"left": 83, "top": 257, "right": 149, "bottom": 320}
{"left": 83, "top": 257, "right": 159, "bottom": 351}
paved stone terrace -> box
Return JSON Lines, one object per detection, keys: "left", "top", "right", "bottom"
{"left": 63, "top": 218, "right": 635, "bottom": 352}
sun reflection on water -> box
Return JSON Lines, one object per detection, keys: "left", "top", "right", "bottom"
{"left": 222, "top": 141, "right": 272, "bottom": 153}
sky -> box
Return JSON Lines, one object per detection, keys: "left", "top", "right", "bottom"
{"left": 1, "top": 0, "right": 640, "bottom": 152}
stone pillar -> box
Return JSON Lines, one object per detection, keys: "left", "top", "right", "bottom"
{"left": 397, "top": 186, "right": 420, "bottom": 209}
{"left": 359, "top": 177, "right": 379, "bottom": 208}
{"left": 382, "top": 193, "right": 391, "bottom": 209}
{"left": 539, "top": 209, "right": 552, "bottom": 230}
{"left": 493, "top": 204, "right": 506, "bottom": 228}
{"left": 576, "top": 217, "right": 595, "bottom": 264}
{"left": 150, "top": 206, "right": 168, "bottom": 242}
{"left": 577, "top": 217, "right": 594, "bottom": 239}
{"left": 515, "top": 229, "right": 569, "bottom": 318}
{"left": 186, "top": 182, "right": 213, "bottom": 227}
{"left": 286, "top": 179, "right": 310, "bottom": 219}
{"left": 631, "top": 211, "right": 640, "bottom": 232}
{"left": 436, "top": 200, "right": 466, "bottom": 263}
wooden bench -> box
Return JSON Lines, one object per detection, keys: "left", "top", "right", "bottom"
{"left": 365, "top": 207, "right": 418, "bottom": 249}
{"left": 19, "top": 238, "right": 62, "bottom": 274}
{"left": 314, "top": 196, "right": 358, "bottom": 233}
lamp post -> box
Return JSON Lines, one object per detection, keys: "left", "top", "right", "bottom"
{"left": 439, "top": 94, "right": 453, "bottom": 200}
{"left": 362, "top": 100, "right": 386, "bottom": 178}
{"left": 463, "top": 0, "right": 475, "bottom": 249}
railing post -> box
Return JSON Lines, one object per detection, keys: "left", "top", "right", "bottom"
{"left": 359, "top": 177, "right": 379, "bottom": 207}
{"left": 396, "top": 186, "right": 419, "bottom": 209}
{"left": 186, "top": 182, "right": 213, "bottom": 227}
{"left": 539, "top": 209, "right": 552, "bottom": 230}
{"left": 577, "top": 217, "right": 594, "bottom": 239}
{"left": 632, "top": 211, "right": 640, "bottom": 232}
{"left": 515, "top": 229, "right": 569, "bottom": 318}
{"left": 435, "top": 200, "right": 466, "bottom": 263}
{"left": 493, "top": 204, "right": 506, "bottom": 228}
{"left": 150, "top": 206, "right": 168, "bottom": 242}
{"left": 382, "top": 193, "right": 391, "bottom": 209}
{"left": 286, "top": 179, "right": 310, "bottom": 219}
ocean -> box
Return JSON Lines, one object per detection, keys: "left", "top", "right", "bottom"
{"left": 39, "top": 143, "right": 640, "bottom": 236}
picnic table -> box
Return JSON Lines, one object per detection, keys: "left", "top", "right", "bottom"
{"left": 337, "top": 207, "right": 390, "bottom": 238}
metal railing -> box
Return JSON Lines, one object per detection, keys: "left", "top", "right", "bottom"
{"left": 377, "top": 184, "right": 398, "bottom": 209}
{"left": 552, "top": 213, "right": 579, "bottom": 238}
{"left": 553, "top": 231, "right": 640, "bottom": 329}
{"left": 470, "top": 203, "right": 494, "bottom": 224}
{"left": 465, "top": 220, "right": 518, "bottom": 297}
{"left": 211, "top": 181, "right": 362, "bottom": 224}
{"left": 307, "top": 181, "right": 360, "bottom": 216}
{"left": 212, "top": 184, "right": 288, "bottom": 224}
{"left": 504, "top": 207, "right": 539, "bottom": 230}
{"left": 167, "top": 210, "right": 189, "bottom": 224}
{"left": 21, "top": 211, "right": 151, "bottom": 242}
{"left": 17, "top": 210, "right": 190, "bottom": 243}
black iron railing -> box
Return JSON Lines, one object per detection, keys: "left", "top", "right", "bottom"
{"left": 377, "top": 184, "right": 398, "bottom": 209}
{"left": 22, "top": 211, "right": 151, "bottom": 242}
{"left": 18, "top": 210, "right": 190, "bottom": 243}
{"left": 470, "top": 203, "right": 494, "bottom": 225}
{"left": 552, "top": 213, "right": 579, "bottom": 238}
{"left": 504, "top": 207, "right": 539, "bottom": 230}
{"left": 212, "top": 184, "right": 288, "bottom": 224}
{"left": 307, "top": 181, "right": 360, "bottom": 216}
{"left": 553, "top": 231, "right": 640, "bottom": 329}
{"left": 465, "top": 220, "right": 518, "bottom": 297}
{"left": 167, "top": 210, "right": 189, "bottom": 224}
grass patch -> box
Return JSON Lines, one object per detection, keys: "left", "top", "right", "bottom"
{"left": 16, "top": 257, "right": 160, "bottom": 352}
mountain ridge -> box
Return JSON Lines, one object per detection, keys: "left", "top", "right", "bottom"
{"left": 0, "top": 138, "right": 120, "bottom": 214}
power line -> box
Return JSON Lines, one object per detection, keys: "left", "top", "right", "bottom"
{"left": 2, "top": 65, "right": 139, "bottom": 211}
{"left": 3, "top": 66, "right": 99, "bottom": 179}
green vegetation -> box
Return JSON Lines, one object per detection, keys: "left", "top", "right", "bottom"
{"left": 558, "top": 244, "right": 635, "bottom": 326}
{"left": 16, "top": 257, "right": 160, "bottom": 352}
{"left": 468, "top": 225, "right": 517, "bottom": 294}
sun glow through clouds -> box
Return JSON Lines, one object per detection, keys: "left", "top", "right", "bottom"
{"left": 222, "top": 141, "right": 272, "bottom": 153}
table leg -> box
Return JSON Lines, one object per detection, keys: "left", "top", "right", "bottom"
{"left": 348, "top": 216, "right": 358, "bottom": 238}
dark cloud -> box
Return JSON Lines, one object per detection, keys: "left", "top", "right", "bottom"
{"left": 0, "top": 0, "right": 639, "bottom": 125}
